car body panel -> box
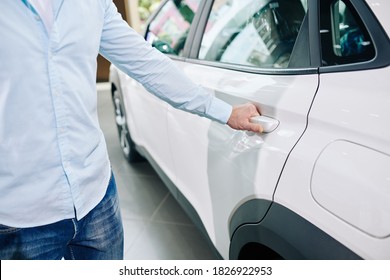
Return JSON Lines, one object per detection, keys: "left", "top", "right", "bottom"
{"left": 118, "top": 72, "right": 176, "bottom": 182}
{"left": 311, "top": 140, "right": 390, "bottom": 238}
{"left": 165, "top": 60, "right": 319, "bottom": 258}
{"left": 274, "top": 67, "right": 390, "bottom": 259}
{"left": 109, "top": 0, "right": 390, "bottom": 259}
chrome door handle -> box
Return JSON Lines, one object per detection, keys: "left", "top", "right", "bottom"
{"left": 250, "top": 116, "right": 279, "bottom": 133}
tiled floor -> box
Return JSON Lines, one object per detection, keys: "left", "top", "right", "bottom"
{"left": 97, "top": 83, "right": 219, "bottom": 260}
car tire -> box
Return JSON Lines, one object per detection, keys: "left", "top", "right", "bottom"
{"left": 111, "top": 84, "right": 144, "bottom": 163}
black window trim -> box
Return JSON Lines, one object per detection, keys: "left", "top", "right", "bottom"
{"left": 319, "top": 0, "right": 390, "bottom": 73}
{"left": 183, "top": 58, "right": 318, "bottom": 75}
{"left": 180, "top": 0, "right": 209, "bottom": 58}
{"left": 308, "top": 0, "right": 322, "bottom": 67}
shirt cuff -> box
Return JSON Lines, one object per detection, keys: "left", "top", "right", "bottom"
{"left": 207, "top": 96, "right": 233, "bottom": 124}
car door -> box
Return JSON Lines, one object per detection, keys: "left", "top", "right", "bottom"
{"left": 119, "top": 0, "right": 204, "bottom": 179}
{"left": 165, "top": 0, "right": 320, "bottom": 258}
{"left": 274, "top": 0, "right": 390, "bottom": 259}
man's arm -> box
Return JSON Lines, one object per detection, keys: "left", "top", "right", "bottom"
{"left": 99, "top": 0, "right": 263, "bottom": 132}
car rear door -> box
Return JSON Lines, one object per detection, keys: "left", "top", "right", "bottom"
{"left": 165, "top": 0, "right": 321, "bottom": 258}
{"left": 274, "top": 0, "right": 390, "bottom": 259}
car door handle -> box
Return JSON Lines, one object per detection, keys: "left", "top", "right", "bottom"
{"left": 250, "top": 116, "right": 279, "bottom": 133}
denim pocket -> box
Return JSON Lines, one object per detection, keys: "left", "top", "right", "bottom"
{"left": 0, "top": 224, "right": 21, "bottom": 234}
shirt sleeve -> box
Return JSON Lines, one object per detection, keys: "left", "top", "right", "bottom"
{"left": 98, "top": 0, "right": 232, "bottom": 124}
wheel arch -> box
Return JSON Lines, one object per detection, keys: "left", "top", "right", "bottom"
{"left": 229, "top": 200, "right": 362, "bottom": 260}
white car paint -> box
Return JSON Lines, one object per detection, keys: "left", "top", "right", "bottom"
{"left": 275, "top": 67, "right": 390, "bottom": 259}
{"left": 311, "top": 140, "right": 390, "bottom": 238}
{"left": 165, "top": 61, "right": 318, "bottom": 258}
{"left": 119, "top": 74, "right": 177, "bottom": 181}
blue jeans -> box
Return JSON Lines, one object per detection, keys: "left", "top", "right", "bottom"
{"left": 0, "top": 173, "right": 124, "bottom": 260}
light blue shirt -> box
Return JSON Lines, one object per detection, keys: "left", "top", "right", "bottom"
{"left": 0, "top": 0, "right": 232, "bottom": 227}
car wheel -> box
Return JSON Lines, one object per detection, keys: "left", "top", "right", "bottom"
{"left": 237, "top": 243, "right": 284, "bottom": 260}
{"left": 111, "top": 84, "right": 144, "bottom": 163}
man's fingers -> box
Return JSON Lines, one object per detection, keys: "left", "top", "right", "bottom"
{"left": 247, "top": 122, "right": 263, "bottom": 133}
{"left": 227, "top": 103, "right": 264, "bottom": 132}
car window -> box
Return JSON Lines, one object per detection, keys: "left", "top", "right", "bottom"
{"left": 198, "top": 0, "right": 307, "bottom": 69}
{"left": 320, "top": 0, "right": 375, "bottom": 66}
{"left": 146, "top": 0, "right": 201, "bottom": 56}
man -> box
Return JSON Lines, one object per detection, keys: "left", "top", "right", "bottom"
{"left": 0, "top": 0, "right": 263, "bottom": 259}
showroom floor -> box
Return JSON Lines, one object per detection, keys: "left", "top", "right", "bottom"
{"left": 97, "top": 83, "right": 219, "bottom": 260}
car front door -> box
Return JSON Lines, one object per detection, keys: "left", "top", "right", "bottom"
{"left": 166, "top": 0, "right": 321, "bottom": 258}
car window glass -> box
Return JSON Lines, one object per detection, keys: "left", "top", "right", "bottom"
{"left": 320, "top": 0, "right": 375, "bottom": 66}
{"left": 198, "top": 0, "right": 307, "bottom": 69}
{"left": 146, "top": 0, "right": 201, "bottom": 56}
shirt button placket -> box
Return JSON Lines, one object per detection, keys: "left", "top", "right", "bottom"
{"left": 48, "top": 33, "right": 69, "bottom": 176}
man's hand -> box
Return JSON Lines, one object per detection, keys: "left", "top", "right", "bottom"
{"left": 227, "top": 103, "right": 263, "bottom": 133}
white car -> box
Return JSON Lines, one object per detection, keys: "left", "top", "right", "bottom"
{"left": 109, "top": 0, "right": 390, "bottom": 259}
